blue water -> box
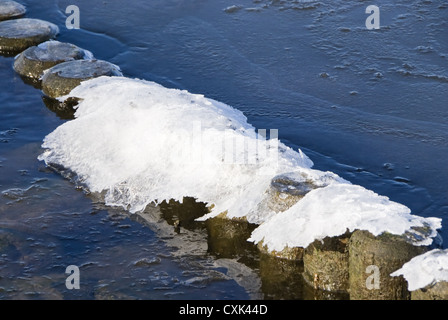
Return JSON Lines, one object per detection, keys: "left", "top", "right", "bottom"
{"left": 1, "top": 0, "right": 447, "bottom": 299}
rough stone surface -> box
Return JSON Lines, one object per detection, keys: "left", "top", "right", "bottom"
{"left": 411, "top": 281, "right": 448, "bottom": 300}
{"left": 0, "top": 18, "right": 58, "bottom": 54}
{"left": 0, "top": 1, "right": 26, "bottom": 21}
{"left": 251, "top": 174, "right": 319, "bottom": 260}
{"left": 303, "top": 233, "right": 351, "bottom": 293}
{"left": 349, "top": 230, "right": 428, "bottom": 300}
{"left": 14, "top": 41, "right": 92, "bottom": 80}
{"left": 41, "top": 59, "right": 122, "bottom": 98}
{"left": 256, "top": 174, "right": 317, "bottom": 214}
{"left": 259, "top": 253, "right": 306, "bottom": 299}
{"left": 257, "top": 240, "right": 304, "bottom": 261}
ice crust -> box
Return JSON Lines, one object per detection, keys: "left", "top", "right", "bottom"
{"left": 0, "top": 18, "right": 58, "bottom": 38}
{"left": 0, "top": 0, "right": 26, "bottom": 19}
{"left": 39, "top": 76, "right": 317, "bottom": 224}
{"left": 38, "top": 76, "right": 442, "bottom": 250}
{"left": 29, "top": 40, "right": 94, "bottom": 62}
{"left": 391, "top": 249, "right": 448, "bottom": 291}
{"left": 248, "top": 183, "right": 441, "bottom": 250}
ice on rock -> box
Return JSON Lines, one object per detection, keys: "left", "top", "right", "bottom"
{"left": 0, "top": 0, "right": 26, "bottom": 21}
{"left": 13, "top": 40, "right": 94, "bottom": 79}
{"left": 38, "top": 76, "right": 442, "bottom": 251}
{"left": 391, "top": 249, "right": 448, "bottom": 291}
{"left": 0, "top": 18, "right": 59, "bottom": 53}
{"left": 41, "top": 60, "right": 123, "bottom": 98}
{"left": 248, "top": 183, "right": 442, "bottom": 251}
{"left": 250, "top": 169, "right": 348, "bottom": 219}
{"left": 39, "top": 76, "right": 318, "bottom": 224}
{"left": 32, "top": 40, "right": 94, "bottom": 62}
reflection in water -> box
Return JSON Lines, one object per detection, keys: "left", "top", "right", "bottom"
{"left": 159, "top": 197, "right": 208, "bottom": 232}
{"left": 17, "top": 75, "right": 41, "bottom": 90}
{"left": 205, "top": 215, "right": 258, "bottom": 261}
{"left": 41, "top": 96, "right": 78, "bottom": 120}
{"left": 155, "top": 198, "right": 349, "bottom": 299}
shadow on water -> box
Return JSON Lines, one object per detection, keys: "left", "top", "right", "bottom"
{"left": 155, "top": 197, "right": 349, "bottom": 300}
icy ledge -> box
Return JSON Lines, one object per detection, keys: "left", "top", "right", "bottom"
{"left": 38, "top": 76, "right": 442, "bottom": 250}
{"left": 39, "top": 76, "right": 319, "bottom": 224}
{"left": 391, "top": 249, "right": 448, "bottom": 291}
{"left": 248, "top": 183, "right": 441, "bottom": 251}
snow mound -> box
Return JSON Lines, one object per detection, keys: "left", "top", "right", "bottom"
{"left": 39, "top": 76, "right": 323, "bottom": 224}
{"left": 391, "top": 249, "right": 448, "bottom": 291}
{"left": 38, "top": 76, "right": 441, "bottom": 249}
{"left": 248, "top": 183, "right": 441, "bottom": 250}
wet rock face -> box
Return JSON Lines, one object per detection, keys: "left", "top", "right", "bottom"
{"left": 14, "top": 41, "right": 92, "bottom": 80}
{"left": 303, "top": 233, "right": 351, "bottom": 293}
{"left": 258, "top": 173, "right": 317, "bottom": 214}
{"left": 41, "top": 59, "right": 123, "bottom": 98}
{"left": 250, "top": 173, "right": 338, "bottom": 260}
{"left": 411, "top": 281, "right": 448, "bottom": 300}
{"left": 0, "top": 1, "right": 26, "bottom": 21}
{"left": 0, "top": 18, "right": 59, "bottom": 54}
{"left": 349, "top": 230, "right": 428, "bottom": 300}
{"left": 270, "top": 174, "right": 316, "bottom": 197}
{"left": 257, "top": 240, "right": 304, "bottom": 261}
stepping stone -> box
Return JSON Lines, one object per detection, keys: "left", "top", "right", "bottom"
{"left": 0, "top": 0, "right": 26, "bottom": 21}
{"left": 14, "top": 40, "right": 93, "bottom": 80}
{"left": 0, "top": 18, "right": 58, "bottom": 54}
{"left": 41, "top": 59, "right": 122, "bottom": 98}
{"left": 411, "top": 281, "right": 448, "bottom": 300}
{"left": 303, "top": 233, "right": 351, "bottom": 293}
{"left": 348, "top": 230, "right": 428, "bottom": 300}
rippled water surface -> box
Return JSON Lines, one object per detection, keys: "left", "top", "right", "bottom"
{"left": 1, "top": 0, "right": 447, "bottom": 299}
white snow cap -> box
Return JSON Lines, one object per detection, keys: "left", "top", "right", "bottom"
{"left": 38, "top": 76, "right": 442, "bottom": 250}
{"left": 391, "top": 249, "right": 448, "bottom": 291}
{"left": 248, "top": 183, "right": 441, "bottom": 250}
{"left": 39, "top": 76, "right": 319, "bottom": 224}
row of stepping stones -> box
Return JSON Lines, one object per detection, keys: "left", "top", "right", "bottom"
{"left": 2, "top": 0, "right": 447, "bottom": 301}
{"left": 0, "top": 0, "right": 122, "bottom": 101}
